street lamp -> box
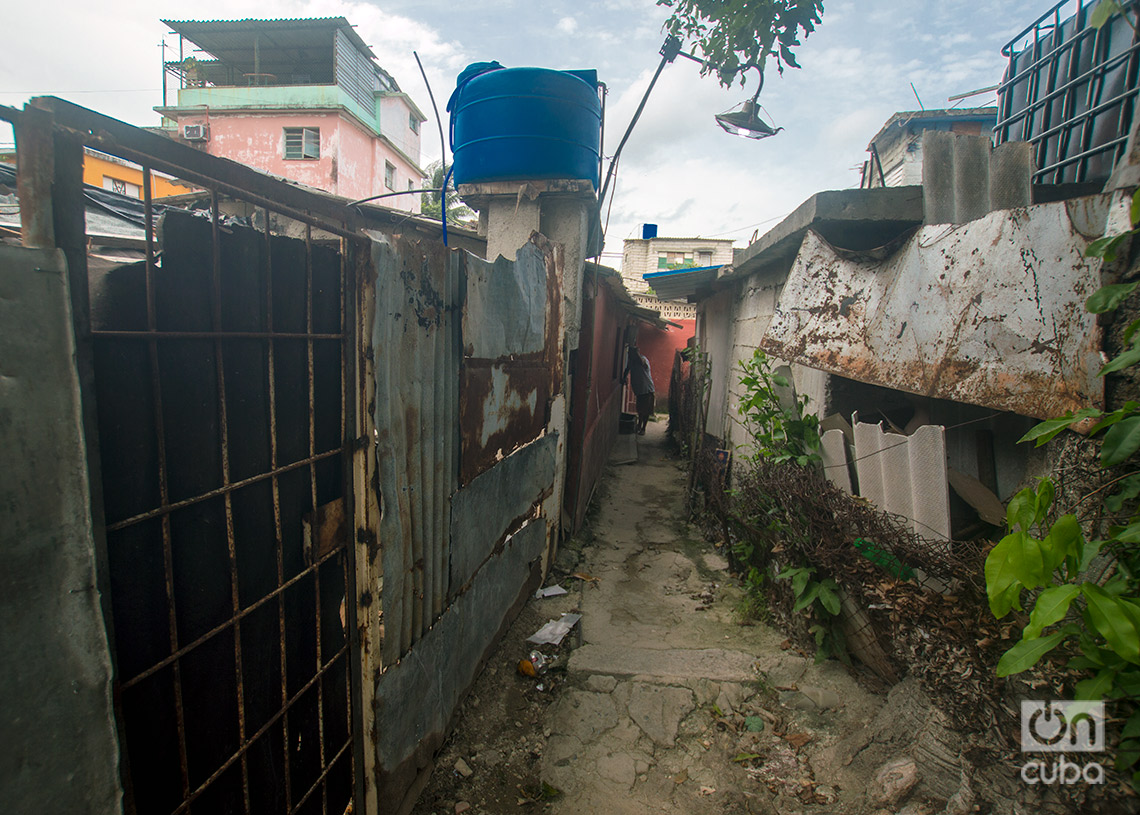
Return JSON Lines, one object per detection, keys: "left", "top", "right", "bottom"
{"left": 598, "top": 36, "right": 781, "bottom": 206}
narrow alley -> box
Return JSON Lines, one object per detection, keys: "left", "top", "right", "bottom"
{"left": 411, "top": 423, "right": 919, "bottom": 815}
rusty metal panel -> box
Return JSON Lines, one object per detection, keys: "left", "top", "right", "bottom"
{"left": 762, "top": 201, "right": 1106, "bottom": 420}
{"left": 450, "top": 434, "right": 556, "bottom": 591}
{"left": 459, "top": 363, "right": 550, "bottom": 485}
{"left": 371, "top": 235, "right": 462, "bottom": 663}
{"left": 462, "top": 245, "right": 549, "bottom": 359}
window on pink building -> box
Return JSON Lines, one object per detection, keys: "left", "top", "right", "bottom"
{"left": 284, "top": 127, "right": 320, "bottom": 160}
{"left": 384, "top": 161, "right": 396, "bottom": 190}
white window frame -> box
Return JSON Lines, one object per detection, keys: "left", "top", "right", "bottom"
{"left": 384, "top": 161, "right": 396, "bottom": 190}
{"left": 283, "top": 127, "right": 320, "bottom": 160}
{"left": 409, "top": 114, "right": 420, "bottom": 134}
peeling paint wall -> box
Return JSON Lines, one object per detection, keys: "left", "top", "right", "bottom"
{"left": 762, "top": 200, "right": 1106, "bottom": 419}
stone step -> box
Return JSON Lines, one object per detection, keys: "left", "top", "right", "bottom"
{"left": 568, "top": 644, "right": 758, "bottom": 683}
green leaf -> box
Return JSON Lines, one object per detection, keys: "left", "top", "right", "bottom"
{"left": 1075, "top": 668, "right": 1117, "bottom": 700}
{"left": 986, "top": 534, "right": 1026, "bottom": 617}
{"left": 792, "top": 569, "right": 810, "bottom": 598}
{"left": 1011, "top": 533, "right": 1047, "bottom": 589}
{"left": 1124, "top": 711, "right": 1140, "bottom": 740}
{"left": 1105, "top": 474, "right": 1140, "bottom": 512}
{"left": 816, "top": 582, "right": 840, "bottom": 615}
{"left": 793, "top": 582, "right": 821, "bottom": 613}
{"left": 1101, "top": 416, "right": 1140, "bottom": 466}
{"left": 1006, "top": 488, "right": 1036, "bottom": 531}
{"left": 1090, "top": 0, "right": 1125, "bottom": 29}
{"left": 1113, "top": 523, "right": 1140, "bottom": 543}
{"left": 1116, "top": 740, "right": 1140, "bottom": 772}
{"left": 1082, "top": 584, "right": 1140, "bottom": 664}
{"left": 731, "top": 752, "right": 762, "bottom": 763}
{"left": 771, "top": 374, "right": 790, "bottom": 387}
{"left": 1080, "top": 539, "right": 1107, "bottom": 572}
{"left": 1099, "top": 345, "right": 1140, "bottom": 377}
{"left": 1086, "top": 232, "right": 1131, "bottom": 261}
{"left": 1043, "top": 514, "right": 1084, "bottom": 573}
{"left": 1124, "top": 319, "right": 1140, "bottom": 345}
{"left": 1025, "top": 584, "right": 1081, "bottom": 639}
{"left": 1019, "top": 410, "right": 1100, "bottom": 446}
{"left": 1086, "top": 281, "right": 1140, "bottom": 314}
{"left": 1118, "top": 671, "right": 1140, "bottom": 695}
{"left": 1035, "top": 479, "right": 1055, "bottom": 523}
{"left": 997, "top": 629, "right": 1072, "bottom": 676}
{"left": 1088, "top": 408, "right": 1132, "bottom": 435}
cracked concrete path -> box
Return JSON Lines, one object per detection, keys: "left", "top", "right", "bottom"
{"left": 413, "top": 422, "right": 928, "bottom": 815}
{"left": 540, "top": 423, "right": 885, "bottom": 815}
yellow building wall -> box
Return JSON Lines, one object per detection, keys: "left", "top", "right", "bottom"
{"left": 83, "top": 153, "right": 195, "bottom": 199}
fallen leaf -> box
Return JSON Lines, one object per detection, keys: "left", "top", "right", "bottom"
{"left": 672, "top": 769, "right": 688, "bottom": 784}
{"left": 785, "top": 732, "right": 812, "bottom": 749}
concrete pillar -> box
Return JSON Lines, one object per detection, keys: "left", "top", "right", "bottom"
{"left": 458, "top": 179, "right": 597, "bottom": 352}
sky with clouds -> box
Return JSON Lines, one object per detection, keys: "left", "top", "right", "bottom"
{"left": 2, "top": 0, "right": 1059, "bottom": 263}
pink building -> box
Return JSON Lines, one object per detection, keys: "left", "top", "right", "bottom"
{"left": 157, "top": 18, "right": 427, "bottom": 211}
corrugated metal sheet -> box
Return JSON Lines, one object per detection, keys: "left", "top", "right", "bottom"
{"left": 762, "top": 199, "right": 1106, "bottom": 420}
{"left": 372, "top": 235, "right": 461, "bottom": 662}
{"left": 335, "top": 28, "right": 378, "bottom": 115}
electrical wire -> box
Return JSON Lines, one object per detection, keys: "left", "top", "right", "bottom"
{"left": 349, "top": 188, "right": 443, "bottom": 207}
{"left": 414, "top": 50, "right": 450, "bottom": 247}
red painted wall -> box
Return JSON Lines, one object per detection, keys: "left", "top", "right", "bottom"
{"left": 564, "top": 271, "right": 631, "bottom": 532}
{"left": 634, "top": 320, "right": 695, "bottom": 409}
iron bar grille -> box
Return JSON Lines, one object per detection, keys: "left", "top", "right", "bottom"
{"left": 995, "top": 0, "right": 1140, "bottom": 184}
{"left": 90, "top": 170, "right": 358, "bottom": 814}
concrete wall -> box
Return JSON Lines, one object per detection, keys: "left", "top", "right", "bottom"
{"left": 377, "top": 95, "right": 423, "bottom": 165}
{"left": 694, "top": 266, "right": 830, "bottom": 456}
{"left": 0, "top": 245, "right": 122, "bottom": 814}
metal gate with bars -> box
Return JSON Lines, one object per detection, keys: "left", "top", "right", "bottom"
{"left": 6, "top": 98, "right": 370, "bottom": 815}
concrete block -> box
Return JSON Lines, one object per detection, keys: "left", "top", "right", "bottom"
{"left": 952, "top": 134, "right": 991, "bottom": 224}
{"left": 921, "top": 130, "right": 956, "bottom": 225}
{"left": 990, "top": 140, "right": 1034, "bottom": 211}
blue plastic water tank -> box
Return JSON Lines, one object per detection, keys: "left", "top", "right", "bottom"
{"left": 450, "top": 65, "right": 601, "bottom": 188}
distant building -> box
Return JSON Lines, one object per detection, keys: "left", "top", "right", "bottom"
{"left": 0, "top": 146, "right": 194, "bottom": 199}
{"left": 618, "top": 229, "right": 733, "bottom": 405}
{"left": 862, "top": 108, "right": 997, "bottom": 188}
{"left": 156, "top": 17, "right": 427, "bottom": 211}
{"left": 621, "top": 230, "right": 734, "bottom": 321}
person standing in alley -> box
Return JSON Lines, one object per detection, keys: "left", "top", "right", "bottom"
{"left": 624, "top": 344, "right": 655, "bottom": 435}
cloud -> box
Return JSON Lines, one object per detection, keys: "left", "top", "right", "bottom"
{"left": 557, "top": 17, "right": 579, "bottom": 34}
